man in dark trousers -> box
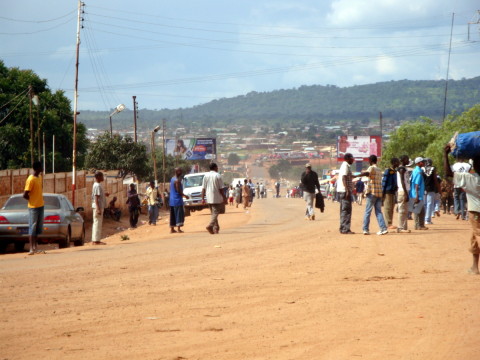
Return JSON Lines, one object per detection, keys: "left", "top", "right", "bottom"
{"left": 301, "top": 163, "right": 321, "bottom": 221}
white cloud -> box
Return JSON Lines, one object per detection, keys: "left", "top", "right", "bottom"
{"left": 376, "top": 55, "right": 397, "bottom": 74}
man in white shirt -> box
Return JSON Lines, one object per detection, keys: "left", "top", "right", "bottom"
{"left": 444, "top": 145, "right": 480, "bottom": 274}
{"left": 337, "top": 153, "right": 356, "bottom": 234}
{"left": 202, "top": 163, "right": 227, "bottom": 234}
{"left": 91, "top": 171, "right": 108, "bottom": 245}
{"left": 451, "top": 161, "right": 471, "bottom": 220}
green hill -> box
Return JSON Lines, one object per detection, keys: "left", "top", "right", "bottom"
{"left": 78, "top": 77, "right": 480, "bottom": 130}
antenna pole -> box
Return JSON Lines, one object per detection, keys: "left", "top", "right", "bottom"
{"left": 442, "top": 12, "right": 454, "bottom": 122}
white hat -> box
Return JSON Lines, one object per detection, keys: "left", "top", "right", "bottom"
{"left": 414, "top": 157, "right": 424, "bottom": 164}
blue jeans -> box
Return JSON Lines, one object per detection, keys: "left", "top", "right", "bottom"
{"left": 454, "top": 188, "right": 467, "bottom": 219}
{"left": 28, "top": 206, "right": 44, "bottom": 236}
{"left": 424, "top": 192, "right": 435, "bottom": 223}
{"left": 362, "top": 194, "right": 387, "bottom": 232}
{"left": 148, "top": 204, "right": 159, "bottom": 225}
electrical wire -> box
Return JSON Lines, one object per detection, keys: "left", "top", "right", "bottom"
{"left": 0, "top": 93, "right": 27, "bottom": 125}
{"left": 70, "top": 42, "right": 479, "bottom": 92}
{"left": 0, "top": 87, "right": 29, "bottom": 111}
{"left": 87, "top": 12, "right": 466, "bottom": 40}
{"left": 0, "top": 16, "right": 76, "bottom": 35}
{"left": 0, "top": 9, "right": 76, "bottom": 23}
{"left": 87, "top": 5, "right": 463, "bottom": 32}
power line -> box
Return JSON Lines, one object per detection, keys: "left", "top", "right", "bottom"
{"left": 0, "top": 16, "right": 76, "bottom": 35}
{"left": 0, "top": 9, "right": 76, "bottom": 23}
{"left": 0, "top": 87, "right": 29, "bottom": 111}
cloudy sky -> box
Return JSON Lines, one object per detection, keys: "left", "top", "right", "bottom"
{"left": 1, "top": 0, "right": 479, "bottom": 111}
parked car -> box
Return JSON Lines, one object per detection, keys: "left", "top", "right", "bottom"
{"left": 0, "top": 193, "right": 85, "bottom": 252}
{"left": 182, "top": 173, "right": 209, "bottom": 216}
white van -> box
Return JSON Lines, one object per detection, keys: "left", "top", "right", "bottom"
{"left": 182, "top": 172, "right": 209, "bottom": 216}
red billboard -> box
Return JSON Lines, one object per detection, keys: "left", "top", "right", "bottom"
{"left": 337, "top": 135, "right": 382, "bottom": 162}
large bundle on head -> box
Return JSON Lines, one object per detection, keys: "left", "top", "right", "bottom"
{"left": 449, "top": 131, "right": 480, "bottom": 159}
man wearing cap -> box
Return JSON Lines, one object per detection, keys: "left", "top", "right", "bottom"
{"left": 301, "top": 163, "right": 321, "bottom": 220}
{"left": 337, "top": 153, "right": 355, "bottom": 234}
{"left": 409, "top": 157, "right": 428, "bottom": 230}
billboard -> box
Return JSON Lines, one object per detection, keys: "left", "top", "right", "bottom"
{"left": 337, "top": 135, "right": 382, "bottom": 162}
{"left": 166, "top": 138, "right": 216, "bottom": 161}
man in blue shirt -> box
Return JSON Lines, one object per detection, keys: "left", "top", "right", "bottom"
{"left": 409, "top": 157, "right": 428, "bottom": 230}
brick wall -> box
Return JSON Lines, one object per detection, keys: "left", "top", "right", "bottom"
{"left": 0, "top": 169, "right": 130, "bottom": 221}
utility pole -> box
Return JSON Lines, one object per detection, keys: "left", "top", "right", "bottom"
{"left": 42, "top": 133, "right": 46, "bottom": 175}
{"left": 28, "top": 85, "right": 34, "bottom": 167}
{"left": 467, "top": 10, "right": 480, "bottom": 41}
{"left": 52, "top": 135, "right": 55, "bottom": 174}
{"left": 442, "top": 12, "right": 455, "bottom": 122}
{"left": 72, "top": 0, "right": 84, "bottom": 206}
{"left": 379, "top": 111, "right": 383, "bottom": 140}
{"left": 133, "top": 95, "right": 138, "bottom": 142}
{"left": 162, "top": 118, "right": 166, "bottom": 193}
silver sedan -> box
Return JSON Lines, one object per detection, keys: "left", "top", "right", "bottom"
{"left": 0, "top": 193, "right": 85, "bottom": 252}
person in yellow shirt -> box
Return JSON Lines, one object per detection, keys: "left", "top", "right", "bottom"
{"left": 23, "top": 161, "right": 44, "bottom": 255}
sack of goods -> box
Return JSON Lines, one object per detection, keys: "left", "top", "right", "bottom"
{"left": 449, "top": 131, "right": 480, "bottom": 159}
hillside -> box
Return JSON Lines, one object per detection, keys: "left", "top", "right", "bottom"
{"left": 78, "top": 77, "right": 480, "bottom": 130}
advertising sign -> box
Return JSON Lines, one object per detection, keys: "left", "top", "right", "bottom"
{"left": 166, "top": 138, "right": 216, "bottom": 161}
{"left": 337, "top": 135, "right": 382, "bottom": 162}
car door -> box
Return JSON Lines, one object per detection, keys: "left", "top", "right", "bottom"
{"left": 61, "top": 197, "right": 82, "bottom": 238}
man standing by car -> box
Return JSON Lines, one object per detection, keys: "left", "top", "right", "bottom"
{"left": 23, "top": 161, "right": 44, "bottom": 255}
{"left": 202, "top": 163, "right": 227, "bottom": 234}
{"left": 92, "top": 171, "right": 107, "bottom": 245}
{"left": 301, "top": 163, "right": 321, "bottom": 221}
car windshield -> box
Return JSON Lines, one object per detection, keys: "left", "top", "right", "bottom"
{"left": 183, "top": 175, "right": 204, "bottom": 188}
{"left": 3, "top": 196, "right": 61, "bottom": 210}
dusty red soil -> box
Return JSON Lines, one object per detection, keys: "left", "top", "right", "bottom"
{"left": 1, "top": 197, "right": 479, "bottom": 360}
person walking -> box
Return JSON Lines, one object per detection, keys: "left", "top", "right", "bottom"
{"left": 355, "top": 178, "right": 365, "bottom": 205}
{"left": 440, "top": 177, "right": 454, "bottom": 214}
{"left": 91, "top": 171, "right": 108, "bottom": 245}
{"left": 275, "top": 181, "right": 281, "bottom": 198}
{"left": 255, "top": 183, "right": 260, "bottom": 199}
{"left": 337, "top": 153, "right": 355, "bottom": 234}
{"left": 396, "top": 155, "right": 411, "bottom": 233}
{"left": 444, "top": 145, "right": 480, "bottom": 274}
{"left": 201, "top": 163, "right": 227, "bottom": 234}
{"left": 409, "top": 157, "right": 428, "bottom": 230}
{"left": 360, "top": 155, "right": 388, "bottom": 235}
{"left": 382, "top": 158, "right": 399, "bottom": 229}
{"left": 300, "top": 163, "right": 321, "bottom": 221}
{"left": 126, "top": 183, "right": 141, "bottom": 229}
{"left": 146, "top": 181, "right": 160, "bottom": 225}
{"left": 23, "top": 161, "right": 44, "bottom": 255}
{"left": 259, "top": 182, "right": 265, "bottom": 198}
{"left": 423, "top": 158, "right": 440, "bottom": 225}
{"left": 248, "top": 179, "right": 255, "bottom": 206}
{"left": 228, "top": 186, "right": 235, "bottom": 206}
{"left": 452, "top": 160, "right": 470, "bottom": 220}
{"left": 234, "top": 183, "right": 242, "bottom": 208}
{"left": 242, "top": 179, "right": 251, "bottom": 210}
{"left": 169, "top": 168, "right": 189, "bottom": 233}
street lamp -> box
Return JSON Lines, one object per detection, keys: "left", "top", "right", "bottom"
{"left": 109, "top": 103, "right": 126, "bottom": 137}
{"left": 151, "top": 125, "right": 161, "bottom": 186}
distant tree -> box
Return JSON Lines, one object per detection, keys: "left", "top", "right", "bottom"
{"left": 228, "top": 153, "right": 241, "bottom": 165}
{"left": 382, "top": 104, "right": 480, "bottom": 174}
{"left": 85, "top": 133, "right": 151, "bottom": 180}
{"left": 0, "top": 60, "right": 88, "bottom": 171}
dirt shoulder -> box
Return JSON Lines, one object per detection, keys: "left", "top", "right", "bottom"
{"left": 1, "top": 197, "right": 479, "bottom": 360}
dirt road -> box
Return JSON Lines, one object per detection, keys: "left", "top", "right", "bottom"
{"left": 1, "top": 197, "right": 479, "bottom": 360}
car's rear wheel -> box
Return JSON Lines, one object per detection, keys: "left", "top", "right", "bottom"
{"left": 74, "top": 226, "right": 85, "bottom": 247}
{"left": 14, "top": 241, "right": 25, "bottom": 252}
{"left": 59, "top": 228, "right": 71, "bottom": 249}
{"left": 0, "top": 241, "right": 9, "bottom": 253}
{"left": 184, "top": 206, "right": 191, "bottom": 217}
